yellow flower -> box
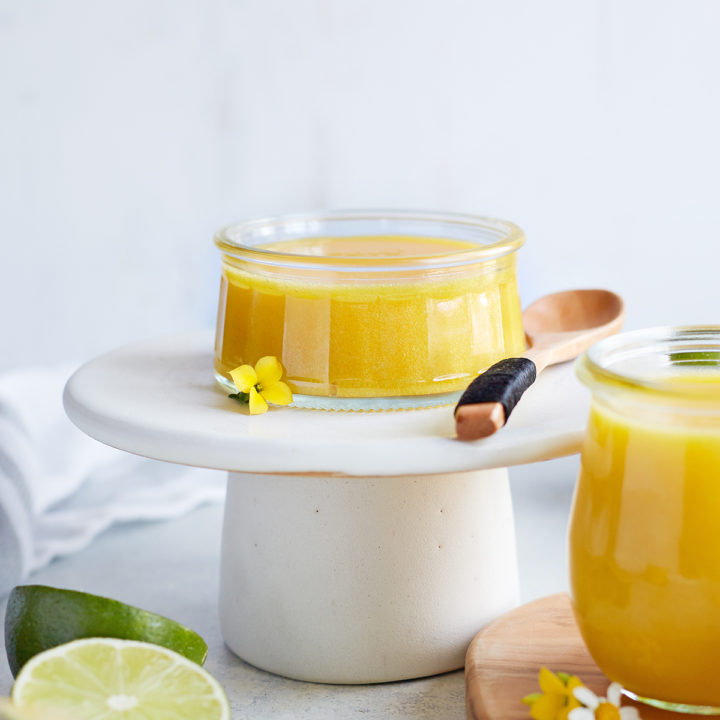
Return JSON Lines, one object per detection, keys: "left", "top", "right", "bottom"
{"left": 229, "top": 356, "right": 293, "bottom": 414}
{"left": 522, "top": 668, "right": 584, "bottom": 720}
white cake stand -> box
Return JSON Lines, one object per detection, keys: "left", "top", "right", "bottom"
{"left": 63, "top": 331, "right": 589, "bottom": 684}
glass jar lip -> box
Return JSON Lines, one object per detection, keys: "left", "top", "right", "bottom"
{"left": 214, "top": 209, "right": 525, "bottom": 272}
{"left": 577, "top": 325, "right": 720, "bottom": 403}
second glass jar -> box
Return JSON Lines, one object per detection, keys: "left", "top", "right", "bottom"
{"left": 570, "top": 327, "right": 720, "bottom": 714}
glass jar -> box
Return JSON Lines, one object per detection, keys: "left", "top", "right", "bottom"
{"left": 570, "top": 326, "right": 720, "bottom": 714}
{"left": 213, "top": 210, "right": 526, "bottom": 410}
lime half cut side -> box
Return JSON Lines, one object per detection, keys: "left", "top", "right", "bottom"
{"left": 12, "top": 638, "right": 230, "bottom": 720}
{"left": 5, "top": 585, "right": 208, "bottom": 675}
{"left": 0, "top": 697, "right": 61, "bottom": 720}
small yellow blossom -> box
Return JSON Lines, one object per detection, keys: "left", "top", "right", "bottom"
{"left": 229, "top": 356, "right": 293, "bottom": 414}
{"left": 522, "top": 668, "right": 584, "bottom": 720}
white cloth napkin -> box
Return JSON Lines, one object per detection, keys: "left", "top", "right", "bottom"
{"left": 0, "top": 366, "right": 225, "bottom": 597}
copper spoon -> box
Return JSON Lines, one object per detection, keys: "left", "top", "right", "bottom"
{"left": 455, "top": 289, "right": 625, "bottom": 440}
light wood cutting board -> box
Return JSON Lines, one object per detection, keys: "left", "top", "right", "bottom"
{"left": 465, "top": 593, "right": 687, "bottom": 720}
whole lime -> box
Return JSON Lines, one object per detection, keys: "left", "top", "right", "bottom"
{"left": 4, "top": 585, "right": 207, "bottom": 676}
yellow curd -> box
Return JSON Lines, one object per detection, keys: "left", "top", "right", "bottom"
{"left": 570, "top": 359, "right": 720, "bottom": 709}
{"left": 213, "top": 233, "right": 525, "bottom": 400}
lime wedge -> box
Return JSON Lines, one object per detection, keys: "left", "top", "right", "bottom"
{"left": 11, "top": 638, "right": 230, "bottom": 720}
{"left": 5, "top": 585, "right": 207, "bottom": 676}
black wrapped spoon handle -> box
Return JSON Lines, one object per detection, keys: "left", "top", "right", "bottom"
{"left": 454, "top": 358, "right": 537, "bottom": 440}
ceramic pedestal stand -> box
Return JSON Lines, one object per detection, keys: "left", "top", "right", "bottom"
{"left": 64, "top": 332, "right": 588, "bottom": 684}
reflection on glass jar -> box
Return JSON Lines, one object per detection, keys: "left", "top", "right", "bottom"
{"left": 213, "top": 210, "right": 526, "bottom": 410}
{"left": 570, "top": 327, "right": 720, "bottom": 714}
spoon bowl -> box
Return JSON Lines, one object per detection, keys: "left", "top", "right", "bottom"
{"left": 523, "top": 288, "right": 625, "bottom": 365}
{"left": 524, "top": 288, "right": 625, "bottom": 337}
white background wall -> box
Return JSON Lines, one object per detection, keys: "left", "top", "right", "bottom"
{"left": 2, "top": 0, "right": 719, "bottom": 370}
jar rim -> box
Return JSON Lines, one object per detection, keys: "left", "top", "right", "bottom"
{"left": 214, "top": 209, "right": 525, "bottom": 272}
{"left": 576, "top": 325, "right": 720, "bottom": 404}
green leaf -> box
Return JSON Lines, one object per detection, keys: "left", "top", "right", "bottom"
{"left": 557, "top": 671, "right": 571, "bottom": 684}
{"left": 522, "top": 692, "right": 542, "bottom": 705}
{"left": 228, "top": 392, "right": 249, "bottom": 403}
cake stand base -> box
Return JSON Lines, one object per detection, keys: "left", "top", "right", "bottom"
{"left": 219, "top": 468, "right": 519, "bottom": 684}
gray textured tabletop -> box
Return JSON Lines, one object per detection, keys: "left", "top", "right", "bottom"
{"left": 0, "top": 456, "right": 577, "bottom": 719}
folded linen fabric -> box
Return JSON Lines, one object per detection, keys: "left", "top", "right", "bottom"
{"left": 0, "top": 366, "right": 225, "bottom": 597}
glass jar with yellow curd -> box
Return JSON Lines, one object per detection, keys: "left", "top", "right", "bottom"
{"left": 570, "top": 327, "right": 720, "bottom": 714}
{"left": 213, "top": 210, "right": 526, "bottom": 410}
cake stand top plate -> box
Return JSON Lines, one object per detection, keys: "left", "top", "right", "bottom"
{"left": 63, "top": 332, "right": 589, "bottom": 477}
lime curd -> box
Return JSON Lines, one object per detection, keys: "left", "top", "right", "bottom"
{"left": 571, "top": 328, "right": 720, "bottom": 712}
{"left": 213, "top": 212, "right": 526, "bottom": 409}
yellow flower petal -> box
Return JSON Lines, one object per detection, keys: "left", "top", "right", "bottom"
{"left": 530, "top": 693, "right": 564, "bottom": 720}
{"left": 255, "top": 356, "right": 283, "bottom": 386}
{"left": 260, "top": 381, "right": 293, "bottom": 406}
{"left": 248, "top": 386, "right": 268, "bottom": 414}
{"left": 230, "top": 364, "right": 257, "bottom": 393}
{"left": 566, "top": 676, "right": 584, "bottom": 709}
{"left": 539, "top": 667, "right": 566, "bottom": 695}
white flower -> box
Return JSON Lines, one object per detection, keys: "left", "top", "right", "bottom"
{"left": 568, "top": 683, "right": 641, "bottom": 720}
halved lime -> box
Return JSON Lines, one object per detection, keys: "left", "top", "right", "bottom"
{"left": 0, "top": 697, "right": 55, "bottom": 720}
{"left": 12, "top": 638, "right": 229, "bottom": 720}
{"left": 5, "top": 585, "right": 207, "bottom": 676}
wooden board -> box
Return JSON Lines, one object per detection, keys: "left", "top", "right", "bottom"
{"left": 465, "top": 593, "right": 686, "bottom": 720}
